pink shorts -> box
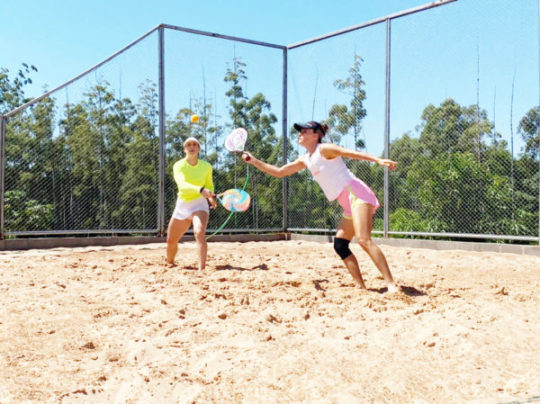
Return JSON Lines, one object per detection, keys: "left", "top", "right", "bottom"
{"left": 336, "top": 178, "right": 380, "bottom": 219}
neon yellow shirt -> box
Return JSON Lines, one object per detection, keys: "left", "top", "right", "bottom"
{"left": 173, "top": 158, "right": 214, "bottom": 202}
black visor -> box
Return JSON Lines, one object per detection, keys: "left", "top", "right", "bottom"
{"left": 293, "top": 121, "right": 323, "bottom": 132}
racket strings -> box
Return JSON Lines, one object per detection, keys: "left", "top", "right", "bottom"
{"left": 206, "top": 170, "right": 249, "bottom": 241}
{"left": 206, "top": 127, "right": 250, "bottom": 240}
{"left": 225, "top": 128, "right": 248, "bottom": 152}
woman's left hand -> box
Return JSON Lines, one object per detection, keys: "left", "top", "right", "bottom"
{"left": 378, "top": 158, "right": 397, "bottom": 170}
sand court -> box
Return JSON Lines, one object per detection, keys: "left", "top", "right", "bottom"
{"left": 0, "top": 240, "right": 539, "bottom": 403}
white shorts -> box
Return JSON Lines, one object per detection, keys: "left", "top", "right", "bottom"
{"left": 171, "top": 197, "right": 209, "bottom": 221}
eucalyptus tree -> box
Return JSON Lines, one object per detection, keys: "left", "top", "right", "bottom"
{"left": 222, "top": 57, "right": 281, "bottom": 229}
{"left": 329, "top": 53, "right": 367, "bottom": 150}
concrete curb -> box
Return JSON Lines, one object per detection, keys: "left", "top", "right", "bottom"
{"left": 289, "top": 233, "right": 540, "bottom": 257}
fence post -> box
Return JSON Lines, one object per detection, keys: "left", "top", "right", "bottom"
{"left": 383, "top": 18, "right": 391, "bottom": 239}
{"left": 158, "top": 26, "right": 166, "bottom": 237}
{"left": 0, "top": 115, "right": 5, "bottom": 240}
{"left": 282, "top": 48, "right": 288, "bottom": 233}
{"left": 538, "top": 0, "right": 540, "bottom": 245}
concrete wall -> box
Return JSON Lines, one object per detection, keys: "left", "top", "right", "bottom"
{"left": 0, "top": 233, "right": 289, "bottom": 251}
{"left": 289, "top": 234, "right": 540, "bottom": 257}
{"left": 1, "top": 233, "right": 538, "bottom": 257}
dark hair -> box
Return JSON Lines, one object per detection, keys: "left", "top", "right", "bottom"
{"left": 293, "top": 121, "right": 329, "bottom": 143}
{"left": 316, "top": 123, "right": 329, "bottom": 143}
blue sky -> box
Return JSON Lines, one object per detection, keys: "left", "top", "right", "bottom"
{"left": 1, "top": 0, "right": 432, "bottom": 93}
{"left": 1, "top": 0, "right": 538, "bottom": 156}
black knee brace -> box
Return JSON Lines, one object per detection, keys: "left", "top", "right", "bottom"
{"left": 334, "top": 237, "right": 352, "bottom": 260}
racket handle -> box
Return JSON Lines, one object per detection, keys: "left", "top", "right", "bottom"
{"left": 242, "top": 152, "right": 251, "bottom": 162}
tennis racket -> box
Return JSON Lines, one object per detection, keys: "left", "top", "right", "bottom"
{"left": 215, "top": 188, "right": 251, "bottom": 212}
{"left": 225, "top": 127, "right": 250, "bottom": 161}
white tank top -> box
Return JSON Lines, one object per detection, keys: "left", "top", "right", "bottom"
{"left": 300, "top": 144, "right": 354, "bottom": 201}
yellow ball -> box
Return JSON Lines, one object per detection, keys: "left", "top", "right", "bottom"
{"left": 190, "top": 114, "right": 199, "bottom": 123}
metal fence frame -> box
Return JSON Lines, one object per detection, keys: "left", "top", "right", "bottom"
{"left": 1, "top": 24, "right": 288, "bottom": 239}
{"left": 0, "top": 114, "right": 5, "bottom": 237}
{"left": 286, "top": 0, "right": 539, "bottom": 244}
{"left": 1, "top": 0, "right": 539, "bottom": 244}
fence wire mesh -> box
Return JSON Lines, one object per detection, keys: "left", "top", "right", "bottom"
{"left": 3, "top": 31, "right": 160, "bottom": 235}
{"left": 387, "top": 0, "right": 539, "bottom": 239}
{"left": 287, "top": 0, "right": 539, "bottom": 241}
{"left": 1, "top": 0, "right": 539, "bottom": 242}
{"left": 287, "top": 22, "right": 387, "bottom": 232}
{"left": 162, "top": 28, "right": 285, "bottom": 234}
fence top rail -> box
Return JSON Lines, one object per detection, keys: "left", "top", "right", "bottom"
{"left": 5, "top": 25, "right": 161, "bottom": 118}
{"left": 287, "top": 0, "right": 458, "bottom": 49}
{"left": 161, "top": 24, "right": 286, "bottom": 50}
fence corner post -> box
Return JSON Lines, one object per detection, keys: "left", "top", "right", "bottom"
{"left": 0, "top": 114, "right": 6, "bottom": 240}
{"left": 158, "top": 26, "right": 166, "bottom": 238}
{"left": 383, "top": 18, "right": 391, "bottom": 239}
{"left": 282, "top": 47, "right": 288, "bottom": 233}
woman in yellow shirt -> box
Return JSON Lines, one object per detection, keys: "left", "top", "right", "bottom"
{"left": 166, "top": 137, "right": 216, "bottom": 269}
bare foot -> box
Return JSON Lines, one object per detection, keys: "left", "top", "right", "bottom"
{"left": 166, "top": 261, "right": 177, "bottom": 268}
{"left": 386, "top": 283, "right": 401, "bottom": 293}
{"left": 352, "top": 279, "right": 367, "bottom": 289}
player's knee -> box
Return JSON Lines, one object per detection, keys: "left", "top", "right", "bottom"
{"left": 333, "top": 237, "right": 352, "bottom": 260}
{"left": 193, "top": 228, "right": 206, "bottom": 242}
{"left": 356, "top": 236, "right": 372, "bottom": 249}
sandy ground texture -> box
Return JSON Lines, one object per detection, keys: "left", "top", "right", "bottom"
{"left": 0, "top": 240, "right": 539, "bottom": 404}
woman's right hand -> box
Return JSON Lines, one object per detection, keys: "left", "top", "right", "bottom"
{"left": 208, "top": 195, "right": 217, "bottom": 209}
{"left": 242, "top": 152, "right": 253, "bottom": 163}
{"left": 201, "top": 188, "right": 214, "bottom": 199}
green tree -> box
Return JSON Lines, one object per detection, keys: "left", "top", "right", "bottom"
{"left": 406, "top": 153, "right": 486, "bottom": 233}
{"left": 4, "top": 85, "right": 59, "bottom": 232}
{"left": 388, "top": 133, "right": 423, "bottom": 212}
{"left": 419, "top": 98, "right": 493, "bottom": 160}
{"left": 60, "top": 81, "right": 134, "bottom": 229}
{"left": 117, "top": 80, "right": 160, "bottom": 229}
{"left": 224, "top": 57, "right": 248, "bottom": 129}
{"left": 329, "top": 53, "right": 367, "bottom": 149}
{"left": 0, "top": 63, "right": 38, "bottom": 113}
{"left": 119, "top": 112, "right": 158, "bottom": 229}
{"left": 518, "top": 106, "right": 540, "bottom": 160}
{"left": 4, "top": 190, "right": 53, "bottom": 232}
{"left": 221, "top": 57, "right": 281, "bottom": 229}
{"left": 289, "top": 53, "right": 371, "bottom": 230}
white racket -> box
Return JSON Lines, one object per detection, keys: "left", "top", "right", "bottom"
{"left": 225, "top": 128, "right": 250, "bottom": 161}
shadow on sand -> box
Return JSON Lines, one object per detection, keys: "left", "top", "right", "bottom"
{"left": 369, "top": 285, "right": 426, "bottom": 296}
{"left": 215, "top": 263, "right": 269, "bottom": 271}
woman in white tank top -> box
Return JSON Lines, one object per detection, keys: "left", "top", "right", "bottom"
{"left": 242, "top": 121, "right": 400, "bottom": 293}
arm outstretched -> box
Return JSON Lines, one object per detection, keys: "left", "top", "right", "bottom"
{"left": 242, "top": 151, "right": 305, "bottom": 178}
{"left": 319, "top": 144, "right": 397, "bottom": 170}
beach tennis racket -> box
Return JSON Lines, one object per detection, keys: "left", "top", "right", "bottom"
{"left": 225, "top": 127, "right": 250, "bottom": 161}
{"left": 216, "top": 188, "right": 251, "bottom": 212}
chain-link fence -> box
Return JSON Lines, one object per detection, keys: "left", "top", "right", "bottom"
{"left": 1, "top": 26, "right": 287, "bottom": 238}
{"left": 286, "top": 0, "right": 540, "bottom": 242}
{"left": 1, "top": 0, "right": 539, "bottom": 243}
{"left": 2, "top": 29, "right": 161, "bottom": 236}
{"left": 386, "top": 0, "right": 539, "bottom": 242}
{"left": 161, "top": 26, "right": 286, "bottom": 235}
